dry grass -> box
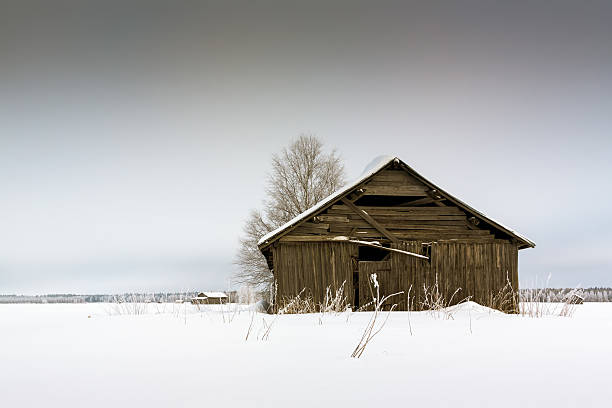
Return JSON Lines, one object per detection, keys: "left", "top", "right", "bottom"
{"left": 351, "top": 274, "right": 402, "bottom": 358}
{"left": 321, "top": 281, "right": 349, "bottom": 315}
{"left": 520, "top": 289, "right": 555, "bottom": 317}
{"left": 559, "top": 301, "right": 578, "bottom": 317}
{"left": 259, "top": 317, "right": 275, "bottom": 341}
{"left": 420, "top": 274, "right": 470, "bottom": 319}
{"left": 277, "top": 288, "right": 317, "bottom": 314}
{"left": 245, "top": 311, "right": 256, "bottom": 341}
{"left": 483, "top": 276, "right": 519, "bottom": 314}
{"left": 108, "top": 294, "right": 149, "bottom": 316}
{"left": 276, "top": 282, "right": 349, "bottom": 315}
{"left": 519, "top": 284, "right": 582, "bottom": 318}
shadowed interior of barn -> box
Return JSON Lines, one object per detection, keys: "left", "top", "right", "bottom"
{"left": 258, "top": 157, "right": 534, "bottom": 313}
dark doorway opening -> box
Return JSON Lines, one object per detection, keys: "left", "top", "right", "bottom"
{"left": 358, "top": 245, "right": 389, "bottom": 261}
{"left": 353, "top": 245, "right": 391, "bottom": 309}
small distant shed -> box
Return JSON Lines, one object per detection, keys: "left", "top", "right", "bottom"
{"left": 566, "top": 293, "right": 584, "bottom": 305}
{"left": 191, "top": 292, "right": 228, "bottom": 305}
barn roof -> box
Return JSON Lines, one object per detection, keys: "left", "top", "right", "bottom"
{"left": 202, "top": 292, "right": 228, "bottom": 298}
{"left": 257, "top": 156, "right": 535, "bottom": 250}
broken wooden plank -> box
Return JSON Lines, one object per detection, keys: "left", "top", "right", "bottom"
{"left": 340, "top": 198, "right": 399, "bottom": 243}
{"left": 314, "top": 215, "right": 349, "bottom": 223}
{"left": 348, "top": 240, "right": 429, "bottom": 260}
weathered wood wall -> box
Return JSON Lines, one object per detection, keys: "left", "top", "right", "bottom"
{"left": 272, "top": 242, "right": 357, "bottom": 308}
{"left": 284, "top": 205, "right": 495, "bottom": 242}
{"left": 358, "top": 240, "right": 519, "bottom": 312}
{"left": 273, "top": 240, "right": 519, "bottom": 313}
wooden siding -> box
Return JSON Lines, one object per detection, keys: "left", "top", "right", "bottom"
{"left": 285, "top": 204, "right": 496, "bottom": 242}
{"left": 367, "top": 169, "right": 425, "bottom": 188}
{"left": 273, "top": 240, "right": 518, "bottom": 313}
{"left": 359, "top": 261, "right": 396, "bottom": 310}
{"left": 272, "top": 242, "right": 357, "bottom": 308}
{"left": 385, "top": 241, "right": 518, "bottom": 311}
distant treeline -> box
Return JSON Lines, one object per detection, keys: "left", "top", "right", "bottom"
{"left": 519, "top": 288, "right": 612, "bottom": 302}
{"left": 0, "top": 289, "right": 610, "bottom": 304}
{"left": 0, "top": 292, "right": 239, "bottom": 304}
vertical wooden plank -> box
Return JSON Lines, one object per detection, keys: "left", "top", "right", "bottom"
{"left": 407, "top": 241, "right": 414, "bottom": 311}
{"left": 331, "top": 245, "right": 337, "bottom": 292}
{"left": 358, "top": 262, "right": 368, "bottom": 308}
{"left": 439, "top": 243, "right": 445, "bottom": 297}
{"left": 295, "top": 244, "right": 302, "bottom": 297}
{"left": 450, "top": 243, "right": 456, "bottom": 302}
{"left": 318, "top": 243, "right": 326, "bottom": 305}
{"left": 461, "top": 243, "right": 467, "bottom": 303}
{"left": 484, "top": 243, "right": 490, "bottom": 302}
{"left": 469, "top": 243, "right": 475, "bottom": 304}
{"left": 316, "top": 243, "right": 324, "bottom": 304}
{"left": 395, "top": 246, "right": 403, "bottom": 310}
{"left": 493, "top": 242, "right": 499, "bottom": 293}
{"left": 452, "top": 243, "right": 459, "bottom": 303}
{"left": 347, "top": 243, "right": 355, "bottom": 306}
{"left": 447, "top": 243, "right": 453, "bottom": 302}
{"left": 476, "top": 243, "right": 481, "bottom": 304}
{"left": 279, "top": 245, "right": 286, "bottom": 299}
{"left": 511, "top": 243, "right": 517, "bottom": 290}
{"left": 422, "top": 241, "right": 429, "bottom": 310}
{"left": 272, "top": 246, "right": 280, "bottom": 303}
{"left": 414, "top": 242, "right": 420, "bottom": 310}
{"left": 287, "top": 244, "right": 294, "bottom": 297}
{"left": 345, "top": 243, "right": 355, "bottom": 307}
{"left": 309, "top": 243, "right": 316, "bottom": 303}
{"left": 473, "top": 243, "right": 480, "bottom": 304}
{"left": 480, "top": 243, "right": 486, "bottom": 304}
{"left": 460, "top": 243, "right": 465, "bottom": 302}
{"left": 278, "top": 244, "right": 286, "bottom": 299}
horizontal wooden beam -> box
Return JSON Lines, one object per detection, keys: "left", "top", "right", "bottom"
{"left": 278, "top": 234, "right": 498, "bottom": 244}
{"left": 314, "top": 215, "right": 349, "bottom": 223}
{"left": 298, "top": 222, "right": 329, "bottom": 229}
{"left": 347, "top": 240, "right": 429, "bottom": 260}
{"left": 362, "top": 186, "right": 428, "bottom": 196}
{"left": 275, "top": 235, "right": 429, "bottom": 259}
{"left": 329, "top": 205, "right": 463, "bottom": 213}
{"left": 280, "top": 235, "right": 349, "bottom": 242}
{"left": 331, "top": 219, "right": 471, "bottom": 227}
{"left": 334, "top": 213, "right": 467, "bottom": 221}
{"left": 331, "top": 224, "right": 470, "bottom": 232}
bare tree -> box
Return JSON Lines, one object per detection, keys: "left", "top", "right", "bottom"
{"left": 234, "top": 209, "right": 275, "bottom": 291}
{"left": 234, "top": 135, "right": 345, "bottom": 290}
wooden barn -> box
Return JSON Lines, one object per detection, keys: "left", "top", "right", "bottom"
{"left": 191, "top": 292, "right": 228, "bottom": 305}
{"left": 258, "top": 156, "right": 535, "bottom": 313}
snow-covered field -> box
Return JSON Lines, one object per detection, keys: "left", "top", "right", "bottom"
{"left": 1, "top": 302, "right": 611, "bottom": 408}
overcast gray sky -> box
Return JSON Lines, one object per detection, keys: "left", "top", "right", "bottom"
{"left": 1, "top": 1, "right": 611, "bottom": 293}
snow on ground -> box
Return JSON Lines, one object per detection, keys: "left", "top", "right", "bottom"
{"left": 1, "top": 302, "right": 611, "bottom": 407}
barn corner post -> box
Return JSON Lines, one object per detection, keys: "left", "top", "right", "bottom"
{"left": 271, "top": 277, "right": 278, "bottom": 314}
{"left": 511, "top": 242, "right": 520, "bottom": 314}
{"left": 257, "top": 156, "right": 534, "bottom": 314}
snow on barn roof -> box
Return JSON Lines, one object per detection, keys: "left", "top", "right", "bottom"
{"left": 202, "top": 292, "right": 228, "bottom": 298}
{"left": 257, "top": 156, "right": 535, "bottom": 250}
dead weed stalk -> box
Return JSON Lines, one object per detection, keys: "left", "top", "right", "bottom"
{"left": 351, "top": 274, "right": 402, "bottom": 358}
